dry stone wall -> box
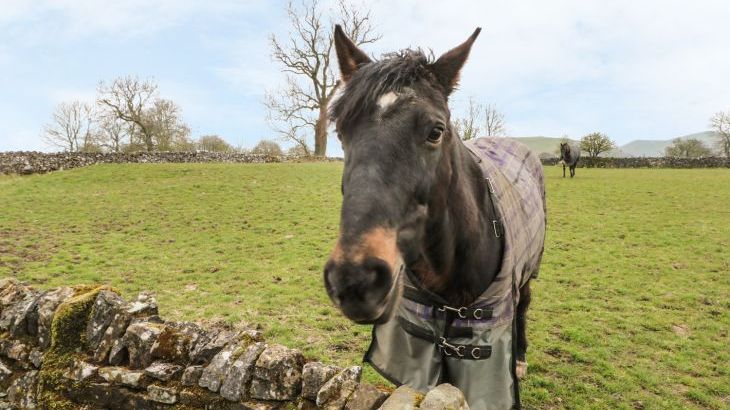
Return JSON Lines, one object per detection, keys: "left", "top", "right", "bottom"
{"left": 2, "top": 151, "right": 727, "bottom": 176}
{"left": 0, "top": 152, "right": 343, "bottom": 176}
{"left": 0, "top": 278, "right": 468, "bottom": 409}
{"left": 540, "top": 156, "right": 729, "bottom": 168}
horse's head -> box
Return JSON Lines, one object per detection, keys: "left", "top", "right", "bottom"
{"left": 560, "top": 142, "right": 571, "bottom": 158}
{"left": 323, "top": 26, "right": 481, "bottom": 324}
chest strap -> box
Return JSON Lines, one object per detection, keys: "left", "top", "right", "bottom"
{"left": 397, "top": 316, "right": 492, "bottom": 360}
{"left": 403, "top": 287, "right": 494, "bottom": 321}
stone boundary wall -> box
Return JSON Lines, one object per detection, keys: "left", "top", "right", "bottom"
{"left": 3, "top": 152, "right": 729, "bottom": 175}
{"left": 0, "top": 278, "right": 468, "bottom": 409}
{"left": 0, "top": 152, "right": 343, "bottom": 175}
{"left": 540, "top": 156, "right": 729, "bottom": 168}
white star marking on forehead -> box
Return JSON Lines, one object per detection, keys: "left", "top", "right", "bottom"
{"left": 376, "top": 92, "right": 398, "bottom": 110}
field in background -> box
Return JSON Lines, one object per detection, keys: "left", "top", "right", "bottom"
{"left": 1, "top": 164, "right": 728, "bottom": 409}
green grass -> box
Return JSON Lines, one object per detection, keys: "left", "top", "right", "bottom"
{"left": 1, "top": 164, "right": 728, "bottom": 409}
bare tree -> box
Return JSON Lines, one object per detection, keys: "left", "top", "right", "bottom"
{"left": 484, "top": 103, "right": 506, "bottom": 137}
{"left": 43, "top": 101, "right": 97, "bottom": 152}
{"left": 665, "top": 138, "right": 712, "bottom": 158}
{"left": 453, "top": 97, "right": 482, "bottom": 141}
{"left": 97, "top": 76, "right": 191, "bottom": 152}
{"left": 580, "top": 132, "right": 616, "bottom": 158}
{"left": 710, "top": 111, "right": 730, "bottom": 157}
{"left": 97, "top": 76, "right": 158, "bottom": 151}
{"left": 197, "top": 135, "right": 234, "bottom": 152}
{"left": 96, "top": 117, "right": 128, "bottom": 153}
{"left": 286, "top": 144, "right": 310, "bottom": 156}
{"left": 143, "top": 98, "right": 192, "bottom": 151}
{"left": 266, "top": 0, "right": 380, "bottom": 156}
{"left": 252, "top": 140, "right": 284, "bottom": 156}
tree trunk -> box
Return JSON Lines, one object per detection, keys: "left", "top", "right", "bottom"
{"left": 314, "top": 104, "right": 328, "bottom": 157}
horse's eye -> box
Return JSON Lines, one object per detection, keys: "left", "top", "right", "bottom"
{"left": 427, "top": 127, "right": 444, "bottom": 144}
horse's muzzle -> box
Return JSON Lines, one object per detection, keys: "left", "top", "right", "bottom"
{"left": 324, "top": 256, "right": 403, "bottom": 324}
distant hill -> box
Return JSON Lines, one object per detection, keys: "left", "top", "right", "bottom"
{"left": 506, "top": 131, "right": 721, "bottom": 158}
{"left": 619, "top": 131, "right": 720, "bottom": 157}
{"left": 507, "top": 136, "right": 575, "bottom": 157}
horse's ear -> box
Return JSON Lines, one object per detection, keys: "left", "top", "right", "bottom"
{"left": 334, "top": 24, "right": 372, "bottom": 82}
{"left": 430, "top": 28, "right": 481, "bottom": 95}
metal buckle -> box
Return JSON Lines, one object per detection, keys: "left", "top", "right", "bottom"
{"left": 437, "top": 305, "right": 469, "bottom": 319}
{"left": 471, "top": 347, "right": 481, "bottom": 359}
{"left": 492, "top": 220, "right": 501, "bottom": 238}
{"left": 473, "top": 308, "right": 484, "bottom": 320}
{"left": 438, "top": 337, "right": 465, "bottom": 357}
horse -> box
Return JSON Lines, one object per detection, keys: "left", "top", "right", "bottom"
{"left": 559, "top": 142, "right": 580, "bottom": 178}
{"left": 323, "top": 25, "right": 546, "bottom": 410}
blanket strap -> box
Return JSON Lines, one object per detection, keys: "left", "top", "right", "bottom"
{"left": 403, "top": 287, "right": 494, "bottom": 321}
{"left": 397, "top": 317, "right": 492, "bottom": 361}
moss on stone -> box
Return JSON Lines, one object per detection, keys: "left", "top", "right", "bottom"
{"left": 38, "top": 285, "right": 109, "bottom": 409}
{"left": 414, "top": 392, "right": 425, "bottom": 407}
{"left": 230, "top": 337, "right": 257, "bottom": 361}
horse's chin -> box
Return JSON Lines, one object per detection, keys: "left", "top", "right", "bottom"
{"left": 349, "top": 280, "right": 403, "bottom": 325}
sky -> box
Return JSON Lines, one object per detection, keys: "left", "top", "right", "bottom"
{"left": 1, "top": 0, "right": 729, "bottom": 156}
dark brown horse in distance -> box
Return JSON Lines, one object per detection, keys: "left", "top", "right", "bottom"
{"left": 560, "top": 142, "right": 581, "bottom": 177}
{"left": 323, "top": 26, "right": 546, "bottom": 410}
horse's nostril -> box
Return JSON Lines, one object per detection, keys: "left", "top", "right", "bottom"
{"left": 323, "top": 260, "right": 337, "bottom": 295}
{"left": 368, "top": 260, "right": 392, "bottom": 289}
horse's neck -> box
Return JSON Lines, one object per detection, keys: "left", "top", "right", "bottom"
{"left": 415, "top": 142, "right": 503, "bottom": 306}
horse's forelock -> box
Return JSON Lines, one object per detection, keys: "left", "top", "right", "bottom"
{"left": 330, "top": 49, "right": 437, "bottom": 128}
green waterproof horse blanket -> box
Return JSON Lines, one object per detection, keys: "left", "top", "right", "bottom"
{"left": 365, "top": 137, "right": 546, "bottom": 410}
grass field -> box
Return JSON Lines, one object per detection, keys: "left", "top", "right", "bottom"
{"left": 1, "top": 164, "right": 728, "bottom": 409}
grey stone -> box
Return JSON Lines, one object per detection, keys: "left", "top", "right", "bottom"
{"left": 28, "top": 349, "right": 43, "bottom": 369}
{"left": 98, "top": 366, "right": 123, "bottom": 383}
{"left": 146, "top": 384, "right": 178, "bottom": 404}
{"left": 180, "top": 365, "right": 204, "bottom": 386}
{"left": 119, "top": 371, "right": 146, "bottom": 387}
{"left": 249, "top": 344, "right": 305, "bottom": 401}
{"left": 148, "top": 322, "right": 200, "bottom": 364}
{"left": 63, "top": 360, "right": 99, "bottom": 381}
{"left": 198, "top": 341, "right": 238, "bottom": 392}
{"left": 419, "top": 384, "right": 469, "bottom": 410}
{"left": 98, "top": 366, "right": 147, "bottom": 389}
{"left": 144, "top": 361, "right": 182, "bottom": 381}
{"left": 8, "top": 295, "right": 39, "bottom": 338}
{"left": 3, "top": 290, "right": 38, "bottom": 338}
{"left": 0, "top": 279, "right": 36, "bottom": 334}
{"left": 65, "top": 382, "right": 156, "bottom": 409}
{"left": 219, "top": 342, "right": 266, "bottom": 401}
{"left": 107, "top": 338, "right": 127, "bottom": 365}
{"left": 316, "top": 366, "right": 361, "bottom": 409}
{"left": 344, "top": 384, "right": 388, "bottom": 410}
{"left": 0, "top": 360, "right": 12, "bottom": 383}
{"left": 33, "top": 287, "right": 74, "bottom": 348}
{"left": 378, "top": 385, "right": 422, "bottom": 410}
{"left": 126, "top": 291, "right": 158, "bottom": 316}
{"left": 86, "top": 290, "right": 126, "bottom": 353}
{"left": 1, "top": 340, "right": 28, "bottom": 363}
{"left": 190, "top": 328, "right": 238, "bottom": 364}
{"left": 7, "top": 370, "right": 38, "bottom": 409}
{"left": 301, "top": 362, "right": 340, "bottom": 401}
{"left": 122, "top": 321, "right": 166, "bottom": 369}
{"left": 94, "top": 312, "right": 131, "bottom": 363}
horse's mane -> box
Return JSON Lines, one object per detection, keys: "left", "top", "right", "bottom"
{"left": 330, "top": 49, "right": 436, "bottom": 127}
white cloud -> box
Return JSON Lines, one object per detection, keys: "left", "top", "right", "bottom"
{"left": 2, "top": 0, "right": 730, "bottom": 151}
{"left": 362, "top": 0, "right": 730, "bottom": 141}
{"left": 1, "top": 0, "right": 268, "bottom": 41}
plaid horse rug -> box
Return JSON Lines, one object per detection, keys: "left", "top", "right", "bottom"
{"left": 365, "top": 137, "right": 546, "bottom": 410}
